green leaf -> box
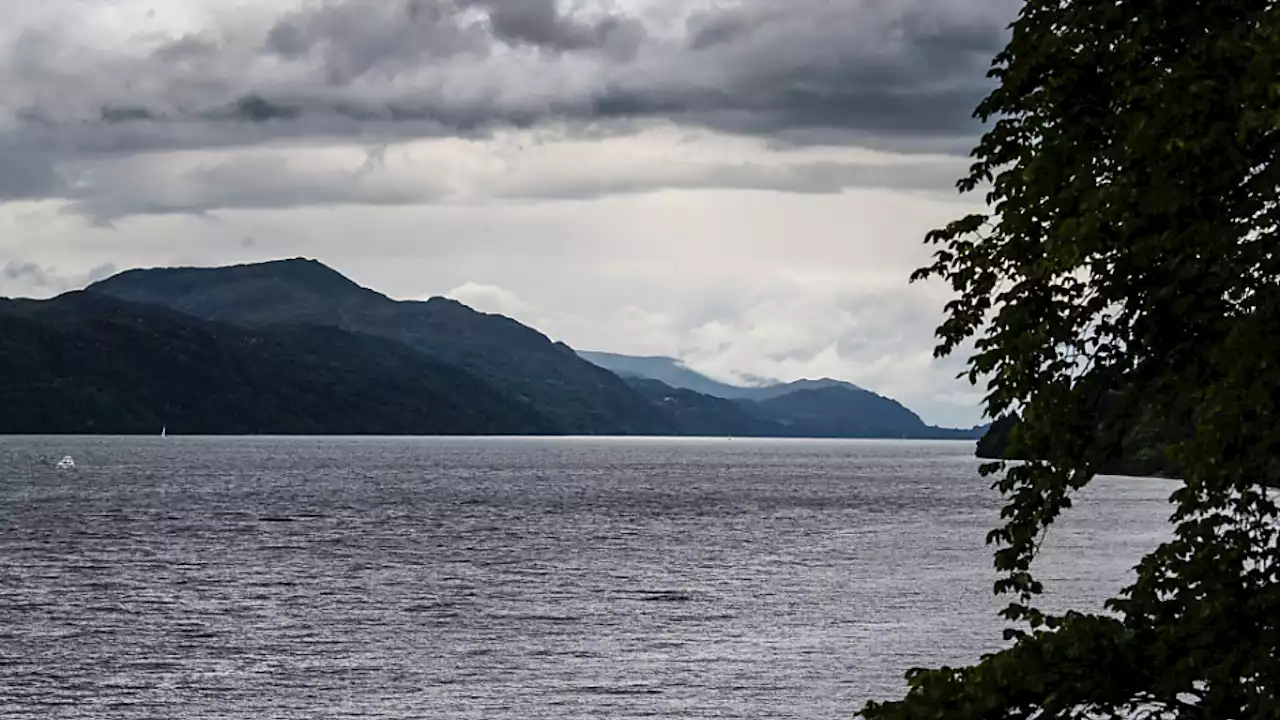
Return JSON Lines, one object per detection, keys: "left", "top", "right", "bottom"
{"left": 864, "top": 1, "right": 1280, "bottom": 718}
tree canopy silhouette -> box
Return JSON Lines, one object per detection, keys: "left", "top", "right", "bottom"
{"left": 862, "top": 1, "right": 1280, "bottom": 718}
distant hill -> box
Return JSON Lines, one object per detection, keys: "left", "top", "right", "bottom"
{"left": 579, "top": 350, "right": 864, "bottom": 401}
{"left": 583, "top": 350, "right": 984, "bottom": 439}
{"left": 577, "top": 351, "right": 755, "bottom": 398}
{"left": 622, "top": 378, "right": 782, "bottom": 436}
{"left": 620, "top": 376, "right": 983, "bottom": 439}
{"left": 0, "top": 257, "right": 985, "bottom": 440}
{"left": 0, "top": 292, "right": 552, "bottom": 435}
{"left": 89, "top": 259, "right": 672, "bottom": 435}
{"left": 741, "top": 378, "right": 867, "bottom": 402}
{"left": 752, "top": 386, "right": 977, "bottom": 439}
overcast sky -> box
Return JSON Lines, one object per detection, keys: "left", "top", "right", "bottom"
{"left": 0, "top": 0, "right": 1020, "bottom": 428}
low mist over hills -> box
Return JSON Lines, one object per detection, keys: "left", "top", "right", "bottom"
{"left": 1, "top": 258, "right": 984, "bottom": 439}
{"left": 581, "top": 351, "right": 983, "bottom": 440}
{"left": 577, "top": 351, "right": 866, "bottom": 401}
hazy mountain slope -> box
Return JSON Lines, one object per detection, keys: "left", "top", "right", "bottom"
{"left": 622, "top": 377, "right": 984, "bottom": 439}
{"left": 621, "top": 378, "right": 784, "bottom": 436}
{"left": 0, "top": 292, "right": 552, "bottom": 435}
{"left": 579, "top": 350, "right": 986, "bottom": 437}
{"left": 89, "top": 259, "right": 672, "bottom": 435}
{"left": 740, "top": 378, "right": 865, "bottom": 401}
{"left": 578, "top": 350, "right": 865, "bottom": 401}
{"left": 752, "top": 386, "right": 944, "bottom": 438}
{"left": 577, "top": 351, "right": 751, "bottom": 398}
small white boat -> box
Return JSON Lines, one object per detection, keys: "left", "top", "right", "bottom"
{"left": 55, "top": 455, "right": 76, "bottom": 470}
{"left": 161, "top": 426, "right": 167, "bottom": 438}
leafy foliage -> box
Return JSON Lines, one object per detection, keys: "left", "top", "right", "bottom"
{"left": 977, "top": 408, "right": 1188, "bottom": 480}
{"left": 862, "top": 1, "right": 1280, "bottom": 718}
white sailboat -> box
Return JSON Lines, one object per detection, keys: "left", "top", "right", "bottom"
{"left": 161, "top": 426, "right": 167, "bottom": 438}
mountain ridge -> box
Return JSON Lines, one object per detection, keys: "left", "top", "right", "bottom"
{"left": 623, "top": 375, "right": 982, "bottom": 439}
{"left": 0, "top": 291, "right": 553, "bottom": 435}
{"left": 89, "top": 258, "right": 673, "bottom": 435}
{"left": 0, "top": 257, "right": 987, "bottom": 440}
{"left": 577, "top": 350, "right": 867, "bottom": 401}
{"left": 581, "top": 349, "right": 983, "bottom": 438}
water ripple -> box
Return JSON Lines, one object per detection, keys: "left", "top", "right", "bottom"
{"left": 1, "top": 436, "right": 1175, "bottom": 720}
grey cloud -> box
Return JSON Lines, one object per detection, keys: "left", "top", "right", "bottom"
{"left": 255, "top": 0, "right": 641, "bottom": 91}
{"left": 1, "top": 261, "right": 117, "bottom": 295}
{"left": 56, "top": 148, "right": 968, "bottom": 223}
{"left": 0, "top": 143, "right": 66, "bottom": 200}
{"left": 763, "top": 346, "right": 828, "bottom": 364}
{"left": 6, "top": 0, "right": 1013, "bottom": 135}
{"left": 262, "top": 1, "right": 491, "bottom": 85}
{"left": 223, "top": 95, "right": 301, "bottom": 122}
{"left": 100, "top": 106, "right": 158, "bottom": 123}
{"left": 495, "top": 158, "right": 970, "bottom": 202}
{"left": 61, "top": 151, "right": 452, "bottom": 224}
{"left": 642, "top": 0, "right": 1013, "bottom": 144}
{"left": 663, "top": 284, "right": 983, "bottom": 425}
{"left": 86, "top": 263, "right": 118, "bottom": 282}
{"left": 3, "top": 261, "right": 50, "bottom": 286}
{"left": 153, "top": 35, "right": 221, "bottom": 63}
{"left": 685, "top": 12, "right": 755, "bottom": 52}
{"left": 263, "top": 22, "right": 307, "bottom": 58}
{"left": 0, "top": 0, "right": 1016, "bottom": 207}
{"left": 470, "top": 0, "right": 646, "bottom": 58}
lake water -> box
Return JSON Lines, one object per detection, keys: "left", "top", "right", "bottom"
{"left": 0, "top": 437, "right": 1176, "bottom": 719}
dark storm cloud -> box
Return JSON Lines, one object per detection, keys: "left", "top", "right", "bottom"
{"left": 0, "top": 143, "right": 67, "bottom": 200}
{"left": 260, "top": 1, "right": 491, "bottom": 84}
{"left": 661, "top": 0, "right": 1012, "bottom": 141}
{"left": 468, "top": 0, "right": 646, "bottom": 58}
{"left": 255, "top": 0, "right": 643, "bottom": 89}
{"left": 0, "top": 0, "right": 1017, "bottom": 208}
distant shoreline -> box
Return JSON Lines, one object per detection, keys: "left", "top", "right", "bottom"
{"left": 1, "top": 433, "right": 980, "bottom": 442}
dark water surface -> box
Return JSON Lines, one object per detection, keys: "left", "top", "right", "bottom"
{"left": 1, "top": 437, "right": 1175, "bottom": 719}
